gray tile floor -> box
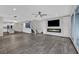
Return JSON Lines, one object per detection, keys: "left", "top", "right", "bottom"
{"left": 0, "top": 33, "right": 77, "bottom": 54}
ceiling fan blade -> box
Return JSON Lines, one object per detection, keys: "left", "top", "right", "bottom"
{"left": 14, "top": 16, "right": 17, "bottom": 18}
{"left": 43, "top": 14, "right": 47, "bottom": 16}
{"left": 32, "top": 14, "right": 38, "bottom": 15}
{"left": 41, "top": 14, "right": 47, "bottom": 16}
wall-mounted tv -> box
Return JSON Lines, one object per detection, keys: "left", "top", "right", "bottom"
{"left": 48, "top": 19, "right": 60, "bottom": 27}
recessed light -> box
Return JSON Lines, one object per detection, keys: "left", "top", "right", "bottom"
{"left": 13, "top": 8, "right": 16, "bottom": 11}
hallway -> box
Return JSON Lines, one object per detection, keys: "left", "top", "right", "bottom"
{"left": 0, "top": 33, "right": 77, "bottom": 54}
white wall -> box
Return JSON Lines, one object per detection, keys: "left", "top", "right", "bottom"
{"left": 42, "top": 20, "right": 47, "bottom": 34}
{"left": 13, "top": 22, "right": 23, "bottom": 32}
{"left": 62, "top": 16, "right": 71, "bottom": 37}
{"left": 44, "top": 16, "right": 71, "bottom": 37}
{"left": 0, "top": 17, "right": 3, "bottom": 36}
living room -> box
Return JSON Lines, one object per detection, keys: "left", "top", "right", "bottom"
{"left": 0, "top": 5, "right": 78, "bottom": 54}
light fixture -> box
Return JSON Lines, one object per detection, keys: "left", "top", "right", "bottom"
{"left": 32, "top": 11, "right": 47, "bottom": 17}
{"left": 13, "top": 8, "right": 16, "bottom": 11}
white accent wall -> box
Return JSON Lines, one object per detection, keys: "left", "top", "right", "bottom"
{"left": 44, "top": 16, "right": 71, "bottom": 37}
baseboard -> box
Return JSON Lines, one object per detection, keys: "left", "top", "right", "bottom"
{"left": 14, "top": 31, "right": 23, "bottom": 33}
{"left": 45, "top": 34, "right": 70, "bottom": 39}
{"left": 70, "top": 38, "right": 79, "bottom": 54}
{"left": 22, "top": 32, "right": 32, "bottom": 34}
{"left": 77, "top": 49, "right": 79, "bottom": 53}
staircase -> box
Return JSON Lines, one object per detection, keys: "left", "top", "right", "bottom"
{"left": 30, "top": 20, "right": 43, "bottom": 34}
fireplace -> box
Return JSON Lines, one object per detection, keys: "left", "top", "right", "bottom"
{"left": 47, "top": 28, "right": 61, "bottom": 33}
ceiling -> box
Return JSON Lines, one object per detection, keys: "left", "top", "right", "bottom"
{"left": 0, "top": 5, "right": 75, "bottom": 22}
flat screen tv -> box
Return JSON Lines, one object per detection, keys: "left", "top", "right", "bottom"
{"left": 48, "top": 19, "right": 60, "bottom": 27}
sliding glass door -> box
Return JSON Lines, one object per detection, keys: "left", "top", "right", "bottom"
{"left": 71, "top": 6, "right": 79, "bottom": 51}
{"left": 75, "top": 8, "right": 79, "bottom": 48}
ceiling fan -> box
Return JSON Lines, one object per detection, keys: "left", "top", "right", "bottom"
{"left": 32, "top": 11, "right": 47, "bottom": 17}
